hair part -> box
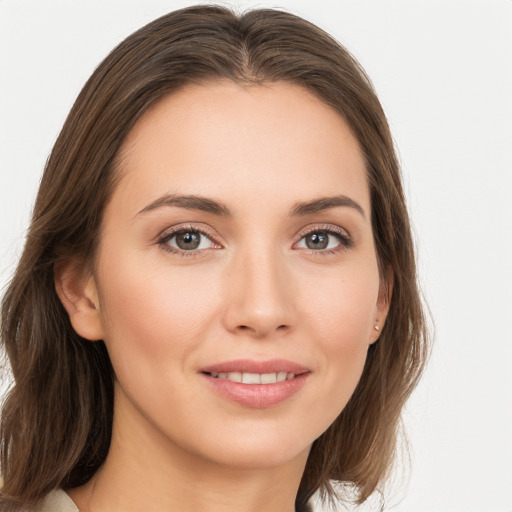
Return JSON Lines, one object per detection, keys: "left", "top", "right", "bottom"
{"left": 1, "top": 5, "right": 429, "bottom": 511}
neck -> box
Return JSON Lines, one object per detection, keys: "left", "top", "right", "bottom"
{"left": 68, "top": 387, "right": 310, "bottom": 512}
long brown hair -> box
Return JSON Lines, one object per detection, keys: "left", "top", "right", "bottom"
{"left": 1, "top": 5, "right": 429, "bottom": 511}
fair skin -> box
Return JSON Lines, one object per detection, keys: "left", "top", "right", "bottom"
{"left": 56, "top": 81, "right": 390, "bottom": 512}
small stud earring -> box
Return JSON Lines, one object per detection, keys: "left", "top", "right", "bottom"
{"left": 374, "top": 325, "right": 380, "bottom": 331}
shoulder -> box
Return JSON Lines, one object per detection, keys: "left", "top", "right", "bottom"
{"left": 25, "top": 489, "right": 79, "bottom": 512}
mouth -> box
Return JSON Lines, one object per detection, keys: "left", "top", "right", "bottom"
{"left": 204, "top": 371, "right": 299, "bottom": 384}
{"left": 199, "top": 359, "right": 311, "bottom": 408}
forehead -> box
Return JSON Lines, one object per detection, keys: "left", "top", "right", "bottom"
{"left": 111, "top": 81, "right": 369, "bottom": 217}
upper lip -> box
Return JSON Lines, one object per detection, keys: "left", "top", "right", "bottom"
{"left": 199, "top": 359, "right": 310, "bottom": 375}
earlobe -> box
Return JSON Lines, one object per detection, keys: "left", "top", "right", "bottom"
{"left": 370, "top": 266, "right": 394, "bottom": 344}
{"left": 54, "top": 258, "right": 105, "bottom": 341}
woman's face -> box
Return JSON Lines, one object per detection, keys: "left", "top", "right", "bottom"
{"left": 87, "top": 82, "right": 389, "bottom": 471}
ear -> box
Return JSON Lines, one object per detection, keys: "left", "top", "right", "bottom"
{"left": 371, "top": 266, "right": 393, "bottom": 344}
{"left": 54, "top": 257, "right": 105, "bottom": 341}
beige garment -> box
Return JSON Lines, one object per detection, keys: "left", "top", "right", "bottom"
{"left": 29, "top": 489, "right": 79, "bottom": 512}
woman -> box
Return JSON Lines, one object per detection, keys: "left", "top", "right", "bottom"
{"left": 0, "top": 5, "right": 428, "bottom": 511}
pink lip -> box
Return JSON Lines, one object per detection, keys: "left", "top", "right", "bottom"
{"left": 200, "top": 358, "right": 310, "bottom": 375}
{"left": 199, "top": 359, "right": 311, "bottom": 409}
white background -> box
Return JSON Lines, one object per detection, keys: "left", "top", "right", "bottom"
{"left": 1, "top": 1, "right": 511, "bottom": 511}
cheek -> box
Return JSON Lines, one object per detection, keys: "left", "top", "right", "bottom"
{"left": 302, "top": 265, "right": 379, "bottom": 348}
{"left": 297, "top": 265, "right": 379, "bottom": 418}
{"left": 96, "top": 252, "right": 221, "bottom": 368}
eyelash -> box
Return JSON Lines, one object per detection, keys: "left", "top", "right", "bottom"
{"left": 298, "top": 225, "right": 353, "bottom": 255}
{"left": 157, "top": 225, "right": 219, "bottom": 258}
{"left": 156, "top": 224, "right": 352, "bottom": 257}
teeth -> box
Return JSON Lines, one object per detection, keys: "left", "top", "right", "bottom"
{"left": 242, "top": 372, "right": 261, "bottom": 384}
{"left": 260, "top": 373, "right": 277, "bottom": 384}
{"left": 209, "top": 371, "right": 296, "bottom": 384}
{"left": 227, "top": 371, "right": 242, "bottom": 383}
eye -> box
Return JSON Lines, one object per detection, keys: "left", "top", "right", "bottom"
{"left": 295, "top": 227, "right": 352, "bottom": 253}
{"left": 158, "top": 226, "right": 219, "bottom": 255}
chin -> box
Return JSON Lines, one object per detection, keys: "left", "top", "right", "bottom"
{"left": 185, "top": 423, "right": 314, "bottom": 470}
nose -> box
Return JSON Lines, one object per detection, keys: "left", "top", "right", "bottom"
{"left": 222, "top": 246, "right": 296, "bottom": 339}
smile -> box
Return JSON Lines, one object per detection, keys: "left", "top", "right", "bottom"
{"left": 200, "top": 359, "right": 311, "bottom": 408}
{"left": 207, "top": 371, "right": 296, "bottom": 384}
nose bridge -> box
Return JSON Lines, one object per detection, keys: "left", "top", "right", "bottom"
{"left": 223, "top": 239, "right": 295, "bottom": 337}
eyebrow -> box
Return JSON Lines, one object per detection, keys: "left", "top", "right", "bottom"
{"left": 138, "top": 194, "right": 231, "bottom": 216}
{"left": 290, "top": 195, "right": 365, "bottom": 218}
{"left": 137, "top": 193, "right": 365, "bottom": 218}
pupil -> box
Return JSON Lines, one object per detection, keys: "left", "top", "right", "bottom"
{"left": 177, "top": 231, "right": 200, "bottom": 250}
{"left": 306, "top": 232, "right": 328, "bottom": 250}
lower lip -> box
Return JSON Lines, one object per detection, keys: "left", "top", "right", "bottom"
{"left": 201, "top": 373, "right": 310, "bottom": 408}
